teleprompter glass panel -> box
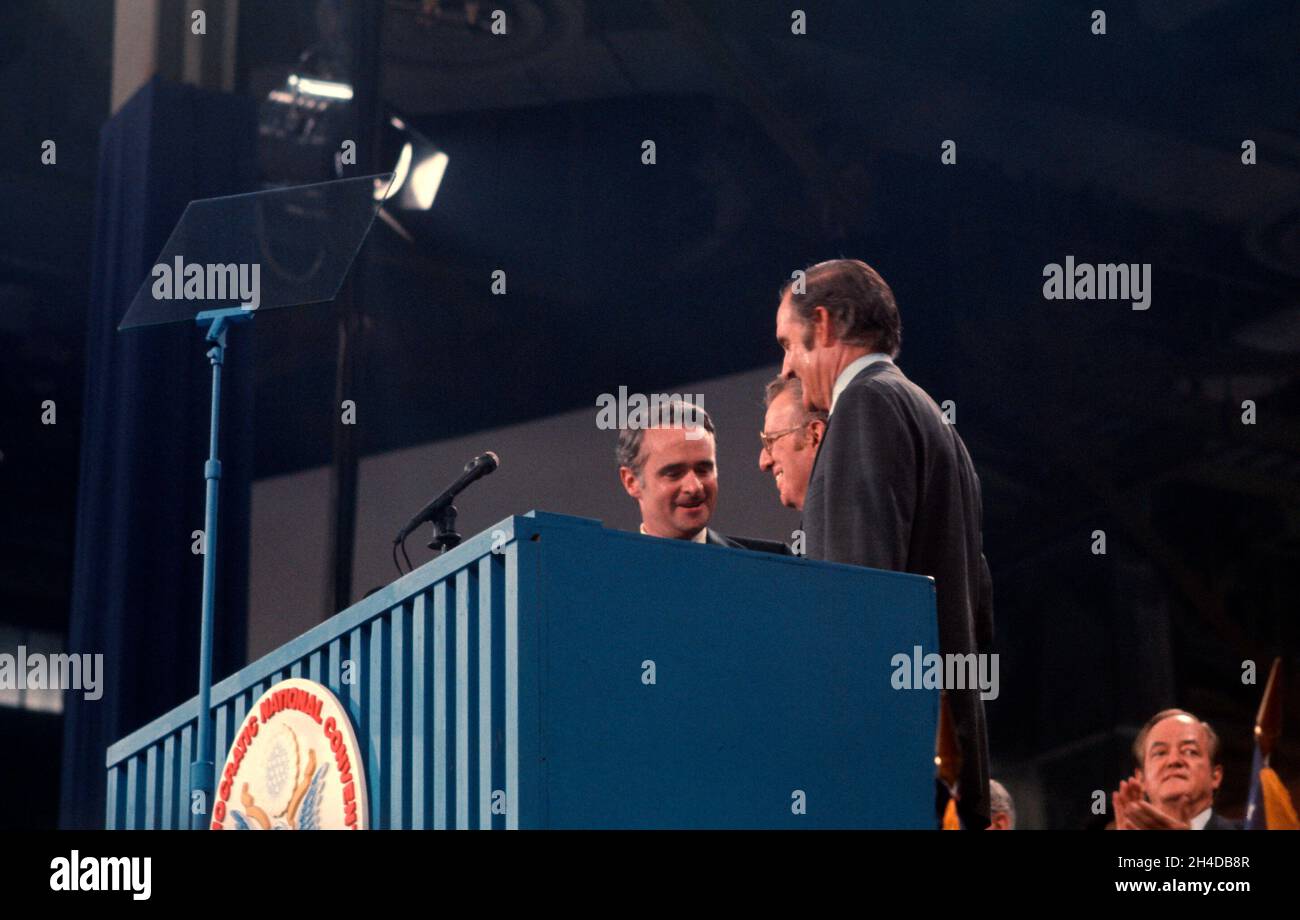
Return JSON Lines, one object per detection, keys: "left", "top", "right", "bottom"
{"left": 118, "top": 173, "right": 394, "bottom": 330}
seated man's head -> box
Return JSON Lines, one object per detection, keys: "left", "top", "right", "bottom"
{"left": 987, "top": 779, "right": 1015, "bottom": 830}
{"left": 617, "top": 399, "right": 717, "bottom": 540}
{"left": 758, "top": 376, "right": 827, "bottom": 510}
{"left": 1132, "top": 709, "right": 1223, "bottom": 816}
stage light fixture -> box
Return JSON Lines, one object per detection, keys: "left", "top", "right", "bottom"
{"left": 287, "top": 74, "right": 355, "bottom": 100}
{"left": 373, "top": 115, "right": 449, "bottom": 210}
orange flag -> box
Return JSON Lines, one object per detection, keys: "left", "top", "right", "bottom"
{"left": 935, "top": 691, "right": 963, "bottom": 829}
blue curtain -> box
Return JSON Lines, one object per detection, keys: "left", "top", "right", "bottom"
{"left": 60, "top": 77, "right": 257, "bottom": 829}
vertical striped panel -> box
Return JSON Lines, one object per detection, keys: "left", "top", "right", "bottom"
{"left": 367, "top": 618, "right": 387, "bottom": 827}
{"left": 347, "top": 628, "right": 365, "bottom": 737}
{"left": 478, "top": 556, "right": 493, "bottom": 829}
{"left": 215, "top": 703, "right": 229, "bottom": 807}
{"left": 433, "top": 580, "right": 448, "bottom": 829}
{"left": 389, "top": 602, "right": 409, "bottom": 830}
{"left": 410, "top": 592, "right": 428, "bottom": 829}
{"left": 144, "top": 745, "right": 159, "bottom": 829}
{"left": 328, "top": 639, "right": 343, "bottom": 695}
{"left": 161, "top": 735, "right": 176, "bottom": 829}
{"left": 124, "top": 757, "right": 141, "bottom": 829}
{"left": 455, "top": 568, "right": 470, "bottom": 829}
{"left": 232, "top": 690, "right": 248, "bottom": 743}
{"left": 504, "top": 543, "right": 519, "bottom": 829}
{"left": 213, "top": 704, "right": 230, "bottom": 786}
{"left": 179, "top": 725, "right": 193, "bottom": 829}
{"left": 108, "top": 530, "right": 526, "bottom": 831}
{"left": 347, "top": 623, "right": 366, "bottom": 827}
{"left": 106, "top": 766, "right": 121, "bottom": 829}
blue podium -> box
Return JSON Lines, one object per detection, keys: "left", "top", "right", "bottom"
{"left": 106, "top": 512, "right": 939, "bottom": 829}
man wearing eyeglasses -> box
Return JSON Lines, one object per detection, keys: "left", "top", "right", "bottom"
{"left": 774, "top": 258, "right": 994, "bottom": 829}
{"left": 758, "top": 375, "right": 827, "bottom": 511}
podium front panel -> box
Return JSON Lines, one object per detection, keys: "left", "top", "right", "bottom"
{"left": 534, "top": 522, "right": 937, "bottom": 828}
{"left": 107, "top": 512, "right": 938, "bottom": 829}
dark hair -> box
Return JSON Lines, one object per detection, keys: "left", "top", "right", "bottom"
{"left": 615, "top": 397, "right": 715, "bottom": 479}
{"left": 779, "top": 259, "right": 902, "bottom": 358}
{"left": 1132, "top": 708, "right": 1222, "bottom": 770}
{"left": 763, "top": 375, "right": 829, "bottom": 424}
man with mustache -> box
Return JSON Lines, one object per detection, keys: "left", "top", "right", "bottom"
{"left": 774, "top": 258, "right": 994, "bottom": 828}
{"left": 1112, "top": 709, "right": 1239, "bottom": 830}
{"left": 617, "top": 398, "right": 788, "bottom": 552}
{"left": 758, "top": 375, "right": 827, "bottom": 511}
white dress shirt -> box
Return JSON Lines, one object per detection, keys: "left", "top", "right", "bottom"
{"left": 829, "top": 353, "right": 894, "bottom": 415}
{"left": 640, "top": 523, "right": 708, "bottom": 543}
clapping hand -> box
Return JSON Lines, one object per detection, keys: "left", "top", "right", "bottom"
{"left": 1112, "top": 774, "right": 1191, "bottom": 830}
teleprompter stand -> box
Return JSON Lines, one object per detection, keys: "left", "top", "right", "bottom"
{"left": 119, "top": 173, "right": 393, "bottom": 828}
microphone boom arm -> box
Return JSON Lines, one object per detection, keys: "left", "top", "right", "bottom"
{"left": 394, "top": 451, "right": 499, "bottom": 550}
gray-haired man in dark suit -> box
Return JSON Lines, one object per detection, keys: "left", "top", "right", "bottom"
{"left": 775, "top": 258, "right": 994, "bottom": 829}
{"left": 1112, "top": 708, "right": 1241, "bottom": 830}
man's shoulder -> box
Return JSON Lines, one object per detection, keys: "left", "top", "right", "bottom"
{"left": 1204, "top": 811, "right": 1242, "bottom": 831}
{"left": 845, "top": 359, "right": 925, "bottom": 396}
{"left": 838, "top": 360, "right": 944, "bottom": 427}
{"left": 707, "top": 529, "right": 792, "bottom": 555}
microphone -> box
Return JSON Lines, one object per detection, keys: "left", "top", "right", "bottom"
{"left": 394, "top": 451, "right": 499, "bottom": 544}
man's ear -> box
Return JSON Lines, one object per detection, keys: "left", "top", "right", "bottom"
{"left": 806, "top": 419, "right": 826, "bottom": 449}
{"left": 1210, "top": 764, "right": 1223, "bottom": 794}
{"left": 619, "top": 466, "right": 642, "bottom": 499}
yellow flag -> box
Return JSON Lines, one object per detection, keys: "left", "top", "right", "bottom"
{"left": 1261, "top": 767, "right": 1300, "bottom": 830}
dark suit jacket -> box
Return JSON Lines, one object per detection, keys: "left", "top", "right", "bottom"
{"left": 802, "top": 359, "right": 994, "bottom": 829}
{"left": 1204, "top": 811, "right": 1241, "bottom": 830}
{"left": 706, "top": 528, "right": 793, "bottom": 555}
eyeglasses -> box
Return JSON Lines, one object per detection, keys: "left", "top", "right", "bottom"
{"left": 759, "top": 424, "right": 806, "bottom": 453}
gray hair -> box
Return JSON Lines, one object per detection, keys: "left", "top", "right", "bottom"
{"left": 988, "top": 779, "right": 1015, "bottom": 829}
{"left": 615, "top": 397, "right": 715, "bottom": 479}
{"left": 764, "top": 375, "right": 829, "bottom": 424}
{"left": 1132, "top": 708, "right": 1222, "bottom": 770}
